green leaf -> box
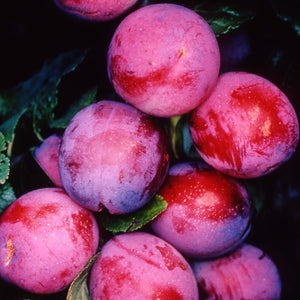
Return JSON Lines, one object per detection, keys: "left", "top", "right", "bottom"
{"left": 194, "top": 1, "right": 256, "bottom": 36}
{"left": 101, "top": 195, "right": 168, "bottom": 234}
{"left": 66, "top": 252, "right": 100, "bottom": 300}
{"left": 50, "top": 87, "right": 98, "bottom": 129}
{"left": 170, "top": 115, "right": 201, "bottom": 161}
{"left": 0, "top": 182, "right": 16, "bottom": 214}
{"left": 0, "top": 49, "right": 87, "bottom": 141}
{"left": 0, "top": 132, "right": 10, "bottom": 184}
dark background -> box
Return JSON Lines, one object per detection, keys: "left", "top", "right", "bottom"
{"left": 0, "top": 0, "right": 299, "bottom": 299}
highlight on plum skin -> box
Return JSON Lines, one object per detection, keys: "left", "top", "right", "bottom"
{"left": 53, "top": 0, "right": 139, "bottom": 21}
{"left": 89, "top": 232, "right": 199, "bottom": 300}
{"left": 151, "top": 161, "right": 252, "bottom": 259}
{"left": 33, "top": 134, "right": 63, "bottom": 187}
{"left": 192, "top": 243, "right": 282, "bottom": 300}
{"left": 189, "top": 71, "right": 299, "bottom": 178}
{"left": 107, "top": 3, "right": 220, "bottom": 117}
{"left": 0, "top": 188, "right": 99, "bottom": 294}
{"left": 58, "top": 100, "right": 170, "bottom": 214}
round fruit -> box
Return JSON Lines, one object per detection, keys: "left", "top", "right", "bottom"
{"left": 189, "top": 71, "right": 299, "bottom": 178}
{"left": 192, "top": 243, "right": 282, "bottom": 300}
{"left": 53, "top": 0, "right": 139, "bottom": 21}
{"left": 107, "top": 3, "right": 220, "bottom": 117}
{"left": 58, "top": 100, "right": 170, "bottom": 214}
{"left": 151, "top": 161, "right": 252, "bottom": 258}
{"left": 0, "top": 188, "right": 99, "bottom": 294}
{"left": 33, "top": 134, "right": 63, "bottom": 187}
{"left": 89, "top": 232, "right": 199, "bottom": 299}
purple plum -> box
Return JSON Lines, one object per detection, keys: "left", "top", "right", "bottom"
{"left": 107, "top": 3, "right": 220, "bottom": 117}
{"left": 33, "top": 134, "right": 63, "bottom": 187}
{"left": 151, "top": 161, "right": 252, "bottom": 258}
{"left": 89, "top": 231, "right": 199, "bottom": 299}
{"left": 192, "top": 243, "right": 282, "bottom": 299}
{"left": 0, "top": 188, "right": 99, "bottom": 294}
{"left": 58, "top": 100, "right": 170, "bottom": 214}
{"left": 53, "top": 0, "right": 139, "bottom": 21}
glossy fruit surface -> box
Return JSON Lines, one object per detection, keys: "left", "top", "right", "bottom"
{"left": 89, "top": 232, "right": 199, "bottom": 299}
{"left": 107, "top": 3, "right": 220, "bottom": 117}
{"left": 0, "top": 188, "right": 99, "bottom": 294}
{"left": 192, "top": 243, "right": 282, "bottom": 300}
{"left": 151, "top": 161, "right": 252, "bottom": 258}
{"left": 59, "top": 100, "right": 170, "bottom": 214}
{"left": 189, "top": 71, "right": 299, "bottom": 178}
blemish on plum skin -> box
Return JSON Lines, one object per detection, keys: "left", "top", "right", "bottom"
{"left": 5, "top": 236, "right": 14, "bottom": 267}
{"left": 155, "top": 244, "right": 187, "bottom": 271}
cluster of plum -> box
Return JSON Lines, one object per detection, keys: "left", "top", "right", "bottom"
{"left": 0, "top": 1, "right": 299, "bottom": 299}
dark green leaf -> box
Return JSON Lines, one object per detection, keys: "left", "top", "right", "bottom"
{"left": 170, "top": 115, "right": 201, "bottom": 161}
{"left": 67, "top": 252, "right": 100, "bottom": 300}
{"left": 0, "top": 132, "right": 10, "bottom": 184}
{"left": 101, "top": 195, "right": 168, "bottom": 234}
{"left": 0, "top": 182, "right": 16, "bottom": 214}
{"left": 0, "top": 49, "right": 87, "bottom": 141}
{"left": 194, "top": 1, "right": 256, "bottom": 36}
{"left": 50, "top": 87, "right": 98, "bottom": 129}
{"left": 0, "top": 107, "right": 27, "bottom": 147}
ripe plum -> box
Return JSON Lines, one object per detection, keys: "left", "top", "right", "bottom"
{"left": 107, "top": 3, "right": 220, "bottom": 117}
{"left": 151, "top": 161, "right": 252, "bottom": 258}
{"left": 192, "top": 243, "right": 282, "bottom": 299}
{"left": 0, "top": 188, "right": 99, "bottom": 294}
{"left": 189, "top": 71, "right": 299, "bottom": 178}
{"left": 58, "top": 100, "right": 170, "bottom": 214}
{"left": 53, "top": 0, "right": 139, "bottom": 21}
{"left": 33, "top": 134, "right": 63, "bottom": 187}
{"left": 89, "top": 231, "right": 199, "bottom": 299}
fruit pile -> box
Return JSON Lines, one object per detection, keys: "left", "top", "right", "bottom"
{"left": 0, "top": 0, "right": 299, "bottom": 299}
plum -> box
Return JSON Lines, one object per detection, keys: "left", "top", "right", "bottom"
{"left": 189, "top": 71, "right": 299, "bottom": 178}
{"left": 58, "top": 100, "right": 170, "bottom": 214}
{"left": 107, "top": 3, "right": 220, "bottom": 117}
{"left": 0, "top": 188, "right": 99, "bottom": 294}
{"left": 192, "top": 243, "right": 282, "bottom": 300}
{"left": 89, "top": 231, "right": 199, "bottom": 299}
{"left": 151, "top": 161, "right": 252, "bottom": 258}
{"left": 53, "top": 0, "right": 139, "bottom": 21}
{"left": 33, "top": 134, "right": 63, "bottom": 187}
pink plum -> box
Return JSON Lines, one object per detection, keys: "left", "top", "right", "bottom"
{"left": 151, "top": 161, "right": 252, "bottom": 258}
{"left": 107, "top": 3, "right": 220, "bottom": 117}
{"left": 53, "top": 0, "right": 139, "bottom": 21}
{"left": 192, "top": 243, "right": 282, "bottom": 300}
{"left": 89, "top": 232, "right": 199, "bottom": 299}
{"left": 189, "top": 71, "right": 299, "bottom": 178}
{"left": 58, "top": 100, "right": 170, "bottom": 214}
{"left": 33, "top": 134, "right": 63, "bottom": 187}
{"left": 0, "top": 188, "right": 99, "bottom": 294}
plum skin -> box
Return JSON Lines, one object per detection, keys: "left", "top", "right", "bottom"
{"left": 89, "top": 232, "right": 199, "bottom": 300}
{"left": 151, "top": 161, "right": 252, "bottom": 258}
{"left": 33, "top": 134, "right": 63, "bottom": 187}
{"left": 0, "top": 188, "right": 99, "bottom": 294}
{"left": 58, "top": 100, "right": 170, "bottom": 214}
{"left": 189, "top": 71, "right": 299, "bottom": 178}
{"left": 107, "top": 3, "right": 220, "bottom": 117}
{"left": 192, "top": 243, "right": 282, "bottom": 300}
{"left": 53, "top": 0, "right": 139, "bottom": 21}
